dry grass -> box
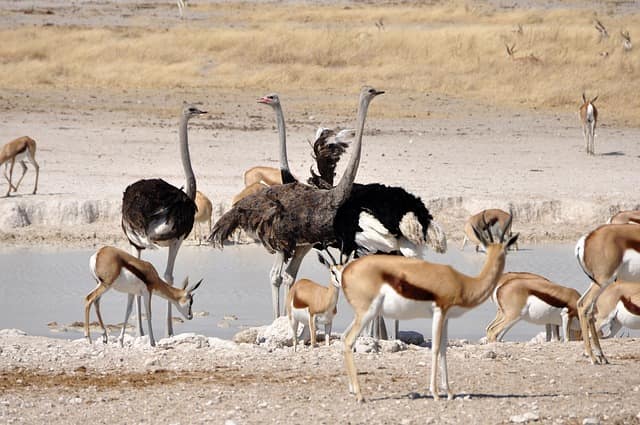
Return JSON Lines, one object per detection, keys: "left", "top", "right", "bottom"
{"left": 1, "top": 2, "right": 639, "bottom": 124}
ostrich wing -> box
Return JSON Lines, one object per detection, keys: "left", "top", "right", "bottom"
{"left": 209, "top": 182, "right": 337, "bottom": 260}
{"left": 122, "top": 178, "right": 196, "bottom": 248}
{"left": 333, "top": 183, "right": 436, "bottom": 256}
{"left": 308, "top": 136, "right": 349, "bottom": 189}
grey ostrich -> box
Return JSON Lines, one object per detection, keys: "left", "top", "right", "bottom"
{"left": 209, "top": 86, "right": 384, "bottom": 318}
{"left": 121, "top": 104, "right": 207, "bottom": 337}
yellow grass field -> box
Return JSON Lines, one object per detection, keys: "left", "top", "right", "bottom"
{"left": 1, "top": 2, "right": 639, "bottom": 124}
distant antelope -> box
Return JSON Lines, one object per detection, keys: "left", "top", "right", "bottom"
{"left": 607, "top": 210, "right": 640, "bottom": 225}
{"left": 621, "top": 30, "right": 632, "bottom": 52}
{"left": 287, "top": 250, "right": 347, "bottom": 350}
{"left": 193, "top": 190, "right": 213, "bottom": 244}
{"left": 461, "top": 208, "right": 518, "bottom": 252}
{"left": 85, "top": 246, "right": 203, "bottom": 347}
{"left": 505, "top": 43, "right": 541, "bottom": 64}
{"left": 594, "top": 19, "right": 609, "bottom": 42}
{"left": 486, "top": 272, "right": 581, "bottom": 342}
{"left": 0, "top": 136, "right": 40, "bottom": 197}
{"left": 594, "top": 280, "right": 640, "bottom": 337}
{"left": 579, "top": 93, "right": 598, "bottom": 155}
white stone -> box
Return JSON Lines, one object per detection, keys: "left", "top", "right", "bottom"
{"left": 256, "top": 317, "right": 293, "bottom": 349}
{"left": 208, "top": 337, "right": 239, "bottom": 350}
{"left": 354, "top": 336, "right": 380, "bottom": 353}
{"left": 582, "top": 418, "right": 600, "bottom": 425}
{"left": 0, "top": 329, "right": 27, "bottom": 336}
{"left": 510, "top": 412, "right": 539, "bottom": 423}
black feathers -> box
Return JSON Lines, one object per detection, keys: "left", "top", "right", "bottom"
{"left": 121, "top": 178, "right": 196, "bottom": 249}
{"left": 333, "top": 183, "right": 434, "bottom": 256}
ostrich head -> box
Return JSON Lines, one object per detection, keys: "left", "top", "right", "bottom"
{"left": 182, "top": 104, "right": 208, "bottom": 119}
{"left": 257, "top": 93, "right": 280, "bottom": 107}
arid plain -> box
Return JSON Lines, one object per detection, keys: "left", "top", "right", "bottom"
{"left": 1, "top": 1, "right": 640, "bottom": 424}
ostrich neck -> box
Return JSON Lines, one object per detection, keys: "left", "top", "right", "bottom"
{"left": 273, "top": 103, "right": 295, "bottom": 183}
{"left": 333, "top": 97, "right": 370, "bottom": 202}
{"left": 179, "top": 116, "right": 196, "bottom": 200}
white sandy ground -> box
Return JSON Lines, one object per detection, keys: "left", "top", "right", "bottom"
{"left": 1, "top": 87, "right": 639, "bottom": 249}
{"left": 1, "top": 327, "right": 640, "bottom": 424}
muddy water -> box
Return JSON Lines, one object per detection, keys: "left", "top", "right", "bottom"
{"left": 0, "top": 243, "right": 635, "bottom": 342}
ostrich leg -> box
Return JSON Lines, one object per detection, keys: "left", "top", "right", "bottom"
{"left": 163, "top": 239, "right": 184, "bottom": 337}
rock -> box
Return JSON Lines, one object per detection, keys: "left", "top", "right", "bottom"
{"left": 528, "top": 332, "right": 547, "bottom": 344}
{"left": 582, "top": 418, "right": 600, "bottom": 425}
{"left": 397, "top": 331, "right": 425, "bottom": 346}
{"left": 481, "top": 350, "right": 497, "bottom": 359}
{"left": 144, "top": 358, "right": 160, "bottom": 368}
{"left": 0, "top": 329, "right": 27, "bottom": 336}
{"left": 233, "top": 327, "right": 262, "bottom": 344}
{"left": 510, "top": 412, "right": 539, "bottom": 423}
{"left": 257, "top": 317, "right": 293, "bottom": 349}
{"left": 379, "top": 339, "right": 408, "bottom": 353}
{"left": 158, "top": 333, "right": 209, "bottom": 349}
{"left": 208, "top": 337, "right": 239, "bottom": 350}
{"left": 354, "top": 337, "right": 380, "bottom": 353}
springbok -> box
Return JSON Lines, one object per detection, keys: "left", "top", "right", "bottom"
{"left": 594, "top": 280, "right": 640, "bottom": 338}
{"left": 579, "top": 93, "right": 598, "bottom": 155}
{"left": 0, "top": 136, "right": 40, "bottom": 197}
{"left": 608, "top": 210, "right": 640, "bottom": 225}
{"left": 486, "top": 272, "right": 581, "bottom": 342}
{"left": 286, "top": 250, "right": 347, "bottom": 350}
{"left": 341, "top": 214, "right": 518, "bottom": 402}
{"left": 85, "top": 246, "right": 203, "bottom": 347}
{"left": 575, "top": 223, "right": 640, "bottom": 363}
{"left": 193, "top": 190, "right": 213, "bottom": 244}
{"left": 461, "top": 208, "right": 518, "bottom": 252}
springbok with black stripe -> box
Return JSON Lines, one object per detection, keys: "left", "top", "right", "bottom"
{"left": 0, "top": 136, "right": 40, "bottom": 197}
{"left": 85, "top": 246, "right": 202, "bottom": 347}
{"left": 575, "top": 224, "right": 640, "bottom": 363}
{"left": 341, "top": 214, "right": 518, "bottom": 402}
{"left": 486, "top": 272, "right": 581, "bottom": 342}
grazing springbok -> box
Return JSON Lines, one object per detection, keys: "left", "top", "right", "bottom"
{"left": 461, "top": 208, "right": 518, "bottom": 252}
{"left": 575, "top": 223, "right": 640, "bottom": 363}
{"left": 286, "top": 250, "right": 348, "bottom": 350}
{"left": 193, "top": 190, "right": 213, "bottom": 243}
{"left": 85, "top": 246, "right": 203, "bottom": 347}
{"left": 594, "top": 280, "right": 640, "bottom": 338}
{"left": 579, "top": 93, "right": 598, "bottom": 155}
{"left": 486, "top": 272, "right": 581, "bottom": 342}
{"left": 607, "top": 210, "right": 640, "bottom": 225}
{"left": 341, "top": 214, "right": 518, "bottom": 402}
{"left": 0, "top": 136, "right": 40, "bottom": 197}
{"left": 621, "top": 30, "right": 632, "bottom": 52}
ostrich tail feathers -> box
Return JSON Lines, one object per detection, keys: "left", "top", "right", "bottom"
{"left": 398, "top": 212, "right": 426, "bottom": 248}
{"left": 207, "top": 211, "right": 239, "bottom": 248}
{"left": 426, "top": 220, "right": 448, "bottom": 254}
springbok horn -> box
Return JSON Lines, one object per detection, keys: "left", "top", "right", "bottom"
{"left": 181, "top": 277, "right": 189, "bottom": 290}
{"left": 188, "top": 278, "right": 203, "bottom": 293}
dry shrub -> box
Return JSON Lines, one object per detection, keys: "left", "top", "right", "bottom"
{"left": 1, "top": 3, "right": 638, "bottom": 124}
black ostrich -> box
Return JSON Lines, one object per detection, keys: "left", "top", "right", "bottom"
{"left": 121, "top": 104, "right": 206, "bottom": 338}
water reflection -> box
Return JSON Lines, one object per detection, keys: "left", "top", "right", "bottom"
{"left": 0, "top": 243, "right": 636, "bottom": 341}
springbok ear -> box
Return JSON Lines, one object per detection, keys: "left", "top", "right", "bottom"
{"left": 188, "top": 278, "right": 203, "bottom": 293}
{"left": 181, "top": 277, "right": 189, "bottom": 290}
{"left": 582, "top": 93, "right": 587, "bottom": 103}
{"left": 506, "top": 233, "right": 520, "bottom": 250}
{"left": 591, "top": 95, "right": 598, "bottom": 103}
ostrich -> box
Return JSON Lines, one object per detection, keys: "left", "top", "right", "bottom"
{"left": 121, "top": 104, "right": 207, "bottom": 337}
{"left": 209, "top": 86, "right": 385, "bottom": 318}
